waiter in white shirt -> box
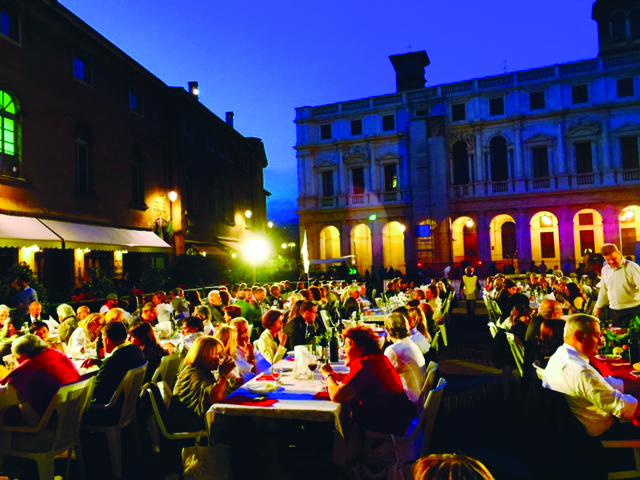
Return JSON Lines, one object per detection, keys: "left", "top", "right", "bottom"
{"left": 543, "top": 314, "right": 640, "bottom": 438}
{"left": 594, "top": 244, "right": 640, "bottom": 328}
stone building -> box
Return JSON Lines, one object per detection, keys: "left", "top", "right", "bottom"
{"left": 295, "top": 0, "right": 640, "bottom": 276}
{"left": 0, "top": 0, "right": 267, "bottom": 296}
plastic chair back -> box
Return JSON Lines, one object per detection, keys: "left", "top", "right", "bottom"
{"left": 488, "top": 322, "right": 498, "bottom": 338}
{"left": 151, "top": 353, "right": 182, "bottom": 390}
{"left": 319, "top": 310, "right": 333, "bottom": 330}
{"left": 55, "top": 377, "right": 96, "bottom": 449}
{"left": 118, "top": 363, "right": 147, "bottom": 426}
{"left": 419, "top": 377, "right": 446, "bottom": 456}
{"left": 505, "top": 332, "right": 525, "bottom": 377}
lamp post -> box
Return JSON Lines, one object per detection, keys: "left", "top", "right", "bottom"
{"left": 168, "top": 189, "right": 178, "bottom": 255}
{"left": 243, "top": 236, "right": 269, "bottom": 284}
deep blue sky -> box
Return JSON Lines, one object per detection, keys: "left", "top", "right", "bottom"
{"left": 60, "top": 0, "right": 598, "bottom": 224}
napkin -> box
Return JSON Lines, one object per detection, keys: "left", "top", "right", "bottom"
{"left": 293, "top": 345, "right": 315, "bottom": 380}
{"left": 313, "top": 391, "right": 330, "bottom": 400}
{"left": 218, "top": 395, "right": 278, "bottom": 407}
{"left": 256, "top": 374, "right": 277, "bottom": 381}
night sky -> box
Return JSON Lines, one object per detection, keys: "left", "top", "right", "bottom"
{"left": 59, "top": 0, "right": 598, "bottom": 224}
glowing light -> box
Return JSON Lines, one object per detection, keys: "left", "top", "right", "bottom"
{"left": 245, "top": 210, "right": 253, "bottom": 219}
{"left": 541, "top": 214, "right": 552, "bottom": 226}
{"left": 281, "top": 243, "right": 288, "bottom": 249}
{"left": 267, "top": 221, "right": 274, "bottom": 228}
{"left": 625, "top": 210, "right": 635, "bottom": 220}
{"left": 231, "top": 253, "right": 237, "bottom": 259}
{"left": 399, "top": 224, "right": 406, "bottom": 233}
{"left": 168, "top": 190, "right": 178, "bottom": 203}
{"left": 243, "top": 236, "right": 269, "bottom": 264}
{"left": 368, "top": 214, "right": 377, "bottom": 221}
{"left": 288, "top": 242, "right": 296, "bottom": 248}
{"left": 466, "top": 219, "right": 474, "bottom": 228}
{"left": 84, "top": 248, "right": 91, "bottom": 253}
{"left": 202, "top": 252, "right": 207, "bottom": 257}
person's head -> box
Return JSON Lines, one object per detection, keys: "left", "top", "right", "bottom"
{"left": 413, "top": 289, "right": 426, "bottom": 301}
{"left": 29, "top": 320, "right": 49, "bottom": 342}
{"left": 290, "top": 299, "right": 305, "bottom": 319}
{"left": 141, "top": 302, "right": 158, "bottom": 323}
{"left": 193, "top": 305, "right": 211, "bottom": 321}
{"left": 151, "top": 292, "right": 164, "bottom": 306}
{"left": 465, "top": 266, "right": 474, "bottom": 276}
{"left": 105, "top": 307, "right": 125, "bottom": 324}
{"left": 539, "top": 299, "right": 563, "bottom": 320}
{"left": 342, "top": 326, "right": 382, "bottom": 365}
{"left": 29, "top": 302, "right": 42, "bottom": 318}
{"left": 84, "top": 313, "right": 105, "bottom": 339}
{"left": 12, "top": 334, "right": 48, "bottom": 363}
{"left": 76, "top": 305, "right": 90, "bottom": 321}
{"left": 0, "top": 305, "right": 9, "bottom": 324}
{"left": 539, "top": 319, "right": 566, "bottom": 349}
{"left": 214, "top": 324, "right": 238, "bottom": 357}
{"left": 17, "top": 273, "right": 30, "bottom": 288}
{"left": 184, "top": 336, "right": 225, "bottom": 370}
{"left": 539, "top": 276, "right": 549, "bottom": 288}
{"left": 262, "top": 310, "right": 284, "bottom": 333}
{"left": 208, "top": 290, "right": 222, "bottom": 306}
{"left": 171, "top": 288, "right": 184, "bottom": 299}
{"left": 494, "top": 276, "right": 505, "bottom": 289}
{"left": 254, "top": 287, "right": 267, "bottom": 302}
{"left": 105, "top": 293, "right": 118, "bottom": 309}
{"left": 223, "top": 305, "right": 242, "bottom": 323}
{"left": 346, "top": 285, "right": 359, "bottom": 300}
{"left": 426, "top": 285, "right": 439, "bottom": 300}
{"left": 128, "top": 321, "right": 159, "bottom": 350}
{"left": 103, "top": 321, "right": 128, "bottom": 353}
{"left": 510, "top": 304, "right": 532, "bottom": 325}
{"left": 182, "top": 316, "right": 204, "bottom": 335}
{"left": 601, "top": 243, "right": 623, "bottom": 269}
{"left": 6, "top": 317, "right": 23, "bottom": 337}
{"left": 309, "top": 286, "right": 322, "bottom": 302}
{"left": 231, "top": 318, "right": 250, "bottom": 347}
{"left": 219, "top": 290, "right": 231, "bottom": 307}
{"left": 385, "top": 313, "right": 411, "bottom": 340}
{"left": 530, "top": 274, "right": 539, "bottom": 285}
{"left": 271, "top": 285, "right": 281, "bottom": 298}
{"left": 300, "top": 301, "right": 318, "bottom": 325}
{"left": 413, "top": 454, "right": 495, "bottom": 480}
{"left": 236, "top": 290, "right": 247, "bottom": 302}
{"left": 408, "top": 307, "right": 427, "bottom": 331}
{"left": 566, "top": 282, "right": 582, "bottom": 300}
{"left": 564, "top": 314, "right": 603, "bottom": 358}
{"left": 56, "top": 303, "right": 74, "bottom": 321}
{"left": 503, "top": 279, "right": 517, "bottom": 295}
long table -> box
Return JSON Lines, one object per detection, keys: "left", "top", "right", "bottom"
{"left": 206, "top": 359, "right": 348, "bottom": 436}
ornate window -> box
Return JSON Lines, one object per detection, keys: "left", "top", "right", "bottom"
{"left": 452, "top": 141, "right": 469, "bottom": 185}
{"left": 490, "top": 136, "right": 508, "bottom": 182}
{"left": 0, "top": 90, "right": 18, "bottom": 177}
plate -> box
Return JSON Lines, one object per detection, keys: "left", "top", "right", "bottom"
{"left": 596, "top": 354, "right": 622, "bottom": 361}
{"left": 631, "top": 371, "right": 640, "bottom": 377}
{"left": 245, "top": 383, "right": 277, "bottom": 393}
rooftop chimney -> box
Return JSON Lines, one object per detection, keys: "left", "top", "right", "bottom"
{"left": 226, "top": 111, "right": 234, "bottom": 128}
{"left": 389, "top": 51, "right": 430, "bottom": 92}
{"left": 188, "top": 81, "right": 199, "bottom": 98}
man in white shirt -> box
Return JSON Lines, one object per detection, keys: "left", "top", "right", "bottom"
{"left": 543, "top": 314, "right": 639, "bottom": 437}
{"left": 594, "top": 244, "right": 640, "bottom": 328}
{"left": 99, "top": 294, "right": 118, "bottom": 315}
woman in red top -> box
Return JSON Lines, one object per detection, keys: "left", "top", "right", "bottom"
{"left": 0, "top": 334, "right": 81, "bottom": 426}
{"left": 321, "top": 326, "right": 417, "bottom": 467}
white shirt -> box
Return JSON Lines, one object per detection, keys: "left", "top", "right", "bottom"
{"left": 596, "top": 258, "right": 640, "bottom": 311}
{"left": 542, "top": 344, "right": 637, "bottom": 436}
{"left": 156, "top": 303, "right": 174, "bottom": 324}
{"left": 255, "top": 329, "right": 287, "bottom": 365}
{"left": 68, "top": 327, "right": 89, "bottom": 356}
{"left": 410, "top": 327, "right": 430, "bottom": 354}
{"left": 384, "top": 337, "right": 426, "bottom": 404}
{"left": 99, "top": 305, "right": 110, "bottom": 315}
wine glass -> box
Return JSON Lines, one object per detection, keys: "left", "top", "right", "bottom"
{"left": 272, "top": 365, "right": 283, "bottom": 385}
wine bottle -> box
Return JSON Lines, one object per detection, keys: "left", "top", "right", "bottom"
{"left": 330, "top": 328, "right": 339, "bottom": 362}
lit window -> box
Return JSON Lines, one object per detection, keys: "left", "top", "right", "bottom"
{"left": 129, "top": 89, "right": 143, "bottom": 115}
{"left": 73, "top": 53, "right": 92, "bottom": 85}
{"left": 1, "top": 8, "right": 19, "bottom": 43}
{"left": 384, "top": 164, "right": 398, "bottom": 191}
{"left": 0, "top": 90, "right": 18, "bottom": 177}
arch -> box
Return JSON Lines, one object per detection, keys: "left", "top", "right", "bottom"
{"left": 451, "top": 216, "right": 478, "bottom": 264}
{"left": 530, "top": 211, "right": 560, "bottom": 265}
{"left": 490, "top": 136, "right": 508, "bottom": 182}
{"left": 452, "top": 141, "right": 469, "bottom": 185}
{"left": 382, "top": 221, "right": 406, "bottom": 274}
{"left": 631, "top": 9, "right": 640, "bottom": 39}
{"left": 489, "top": 214, "right": 517, "bottom": 261}
{"left": 319, "top": 226, "right": 341, "bottom": 260}
{"left": 416, "top": 219, "right": 438, "bottom": 266}
{"left": 612, "top": 11, "right": 627, "bottom": 42}
{"left": 573, "top": 209, "right": 604, "bottom": 263}
{"left": 350, "top": 224, "right": 372, "bottom": 275}
{"left": 620, "top": 205, "right": 640, "bottom": 260}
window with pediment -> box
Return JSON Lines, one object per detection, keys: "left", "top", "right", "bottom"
{"left": 452, "top": 141, "right": 469, "bottom": 185}
{"left": 490, "top": 136, "right": 508, "bottom": 182}
{"left": 0, "top": 90, "right": 18, "bottom": 177}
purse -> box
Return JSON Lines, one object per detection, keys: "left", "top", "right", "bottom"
{"left": 182, "top": 438, "right": 231, "bottom": 480}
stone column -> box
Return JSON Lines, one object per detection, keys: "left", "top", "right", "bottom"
{"left": 403, "top": 216, "right": 415, "bottom": 276}
{"left": 601, "top": 114, "right": 615, "bottom": 185}
{"left": 298, "top": 154, "right": 306, "bottom": 198}
{"left": 514, "top": 126, "right": 526, "bottom": 192}
{"left": 516, "top": 210, "right": 532, "bottom": 268}
{"left": 369, "top": 144, "right": 377, "bottom": 194}
{"left": 556, "top": 122, "right": 569, "bottom": 189}
{"left": 341, "top": 221, "right": 352, "bottom": 258}
{"left": 602, "top": 204, "right": 622, "bottom": 246}
{"left": 557, "top": 207, "right": 574, "bottom": 266}
{"left": 477, "top": 213, "right": 491, "bottom": 263}
{"left": 475, "top": 132, "right": 484, "bottom": 183}
{"left": 371, "top": 219, "right": 384, "bottom": 271}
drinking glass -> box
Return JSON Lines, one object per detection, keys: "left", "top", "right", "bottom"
{"left": 272, "top": 365, "right": 283, "bottom": 385}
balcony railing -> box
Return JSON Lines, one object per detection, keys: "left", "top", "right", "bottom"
{"left": 350, "top": 194, "right": 368, "bottom": 205}
{"left": 382, "top": 191, "right": 399, "bottom": 202}
{"left": 0, "top": 154, "right": 19, "bottom": 177}
{"left": 532, "top": 177, "right": 550, "bottom": 190}
{"left": 453, "top": 185, "right": 470, "bottom": 196}
{"left": 320, "top": 197, "right": 336, "bottom": 208}
{"left": 492, "top": 181, "right": 509, "bottom": 193}
{"left": 623, "top": 169, "right": 640, "bottom": 182}
{"left": 576, "top": 173, "right": 595, "bottom": 186}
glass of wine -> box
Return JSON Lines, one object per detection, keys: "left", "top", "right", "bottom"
{"left": 272, "top": 365, "right": 283, "bottom": 385}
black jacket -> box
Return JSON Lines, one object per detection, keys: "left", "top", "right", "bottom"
{"left": 92, "top": 343, "right": 146, "bottom": 405}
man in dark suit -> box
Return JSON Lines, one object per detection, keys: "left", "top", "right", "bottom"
{"left": 283, "top": 301, "right": 325, "bottom": 351}
{"left": 22, "top": 301, "right": 43, "bottom": 329}
{"left": 88, "top": 322, "right": 145, "bottom": 423}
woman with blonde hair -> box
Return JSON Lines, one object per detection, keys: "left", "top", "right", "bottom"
{"left": 413, "top": 454, "right": 494, "bottom": 480}
{"left": 168, "top": 336, "right": 235, "bottom": 431}
{"left": 214, "top": 324, "right": 238, "bottom": 359}
{"left": 105, "top": 307, "right": 126, "bottom": 324}
{"left": 68, "top": 312, "right": 104, "bottom": 356}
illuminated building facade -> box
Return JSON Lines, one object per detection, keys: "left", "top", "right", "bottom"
{"left": 296, "top": 0, "right": 640, "bottom": 275}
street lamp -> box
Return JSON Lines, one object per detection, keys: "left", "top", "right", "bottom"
{"left": 168, "top": 190, "right": 178, "bottom": 203}
{"left": 242, "top": 236, "right": 270, "bottom": 284}
{"left": 267, "top": 221, "right": 274, "bottom": 228}
{"left": 245, "top": 210, "right": 253, "bottom": 219}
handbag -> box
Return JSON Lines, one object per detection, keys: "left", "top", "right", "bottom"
{"left": 182, "top": 438, "right": 231, "bottom": 480}
{"left": 357, "top": 434, "right": 411, "bottom": 480}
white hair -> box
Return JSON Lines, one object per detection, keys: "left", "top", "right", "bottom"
{"left": 12, "top": 334, "right": 47, "bottom": 357}
{"left": 0, "top": 305, "right": 9, "bottom": 314}
{"left": 208, "top": 290, "right": 220, "bottom": 300}
{"left": 57, "top": 303, "right": 75, "bottom": 319}
{"left": 564, "top": 314, "right": 598, "bottom": 342}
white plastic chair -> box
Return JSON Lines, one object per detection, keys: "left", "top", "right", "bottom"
{"left": 81, "top": 363, "right": 147, "bottom": 479}
{"left": 142, "top": 382, "right": 208, "bottom": 453}
{"left": 417, "top": 362, "right": 438, "bottom": 409}
{"left": 151, "top": 353, "right": 183, "bottom": 390}
{"left": 503, "top": 332, "right": 524, "bottom": 400}
{"left": 0, "top": 377, "right": 95, "bottom": 480}
{"left": 488, "top": 321, "right": 498, "bottom": 338}
{"left": 362, "top": 378, "right": 447, "bottom": 468}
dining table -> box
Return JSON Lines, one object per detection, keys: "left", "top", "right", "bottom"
{"left": 206, "top": 358, "right": 349, "bottom": 437}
